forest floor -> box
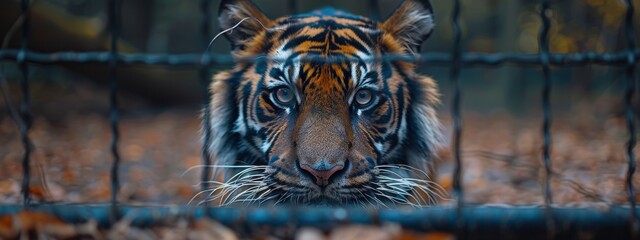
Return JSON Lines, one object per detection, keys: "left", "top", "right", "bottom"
{"left": 1, "top": 80, "right": 639, "bottom": 239}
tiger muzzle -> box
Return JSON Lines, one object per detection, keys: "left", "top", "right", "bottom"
{"left": 294, "top": 107, "right": 352, "bottom": 188}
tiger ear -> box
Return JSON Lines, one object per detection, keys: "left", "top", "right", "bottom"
{"left": 218, "top": 0, "right": 272, "bottom": 48}
{"left": 382, "top": 0, "right": 434, "bottom": 52}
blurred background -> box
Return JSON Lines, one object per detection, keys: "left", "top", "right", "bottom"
{"left": 1, "top": 0, "right": 640, "bottom": 206}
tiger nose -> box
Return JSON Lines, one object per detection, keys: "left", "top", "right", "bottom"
{"left": 300, "top": 160, "right": 345, "bottom": 187}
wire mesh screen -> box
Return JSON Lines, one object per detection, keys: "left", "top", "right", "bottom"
{"left": 0, "top": 0, "right": 639, "bottom": 239}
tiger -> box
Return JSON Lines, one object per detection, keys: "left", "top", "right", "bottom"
{"left": 204, "top": 0, "right": 443, "bottom": 207}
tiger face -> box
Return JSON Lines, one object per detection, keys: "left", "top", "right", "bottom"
{"left": 206, "top": 0, "right": 442, "bottom": 206}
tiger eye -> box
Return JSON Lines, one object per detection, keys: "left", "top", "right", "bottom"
{"left": 274, "top": 87, "right": 294, "bottom": 105}
{"left": 354, "top": 89, "right": 373, "bottom": 106}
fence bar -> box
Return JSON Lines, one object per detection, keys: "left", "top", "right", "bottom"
{"left": 0, "top": 204, "right": 637, "bottom": 239}
{"left": 623, "top": 0, "right": 638, "bottom": 238}
{"left": 18, "top": 0, "right": 32, "bottom": 208}
{"left": 107, "top": 0, "right": 121, "bottom": 222}
{"left": 2, "top": 50, "right": 639, "bottom": 67}
{"left": 538, "top": 0, "right": 555, "bottom": 239}
{"left": 199, "top": 0, "right": 213, "bottom": 199}
{"left": 450, "top": 0, "right": 464, "bottom": 238}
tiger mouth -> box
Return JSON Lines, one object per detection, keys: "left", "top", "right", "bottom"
{"left": 254, "top": 181, "right": 384, "bottom": 207}
{"left": 199, "top": 164, "right": 447, "bottom": 207}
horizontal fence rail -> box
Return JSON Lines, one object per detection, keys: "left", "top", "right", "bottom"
{"left": 1, "top": 49, "right": 640, "bottom": 66}
{"left": 0, "top": 204, "right": 639, "bottom": 239}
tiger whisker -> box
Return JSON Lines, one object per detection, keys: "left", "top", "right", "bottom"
{"left": 379, "top": 173, "right": 445, "bottom": 191}
{"left": 192, "top": 169, "right": 267, "bottom": 205}
{"left": 257, "top": 195, "right": 279, "bottom": 206}
{"left": 208, "top": 180, "right": 260, "bottom": 201}
{"left": 228, "top": 183, "right": 272, "bottom": 205}
{"left": 218, "top": 179, "right": 267, "bottom": 205}
{"left": 374, "top": 181, "right": 427, "bottom": 208}
{"left": 192, "top": 165, "right": 269, "bottom": 206}
{"left": 224, "top": 185, "right": 265, "bottom": 206}
{"left": 378, "top": 175, "right": 449, "bottom": 202}
{"left": 378, "top": 179, "right": 429, "bottom": 205}
{"left": 228, "top": 195, "right": 278, "bottom": 205}
{"left": 375, "top": 186, "right": 419, "bottom": 207}
{"left": 187, "top": 188, "right": 220, "bottom": 206}
{"left": 378, "top": 177, "right": 439, "bottom": 205}
{"left": 375, "top": 167, "right": 449, "bottom": 205}
{"left": 393, "top": 180, "right": 448, "bottom": 204}
{"left": 376, "top": 178, "right": 424, "bottom": 205}
{"left": 352, "top": 188, "right": 375, "bottom": 207}
{"left": 356, "top": 189, "right": 389, "bottom": 208}
{"left": 375, "top": 164, "right": 432, "bottom": 179}
{"left": 364, "top": 185, "right": 405, "bottom": 208}
{"left": 274, "top": 191, "right": 293, "bottom": 206}
{"left": 252, "top": 188, "right": 275, "bottom": 206}
{"left": 224, "top": 175, "right": 266, "bottom": 187}
{"left": 195, "top": 181, "right": 249, "bottom": 204}
{"left": 224, "top": 167, "right": 267, "bottom": 183}
{"left": 192, "top": 161, "right": 445, "bottom": 207}
{"left": 230, "top": 182, "right": 276, "bottom": 206}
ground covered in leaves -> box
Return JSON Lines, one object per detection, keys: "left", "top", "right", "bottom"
{"left": 1, "top": 80, "right": 639, "bottom": 239}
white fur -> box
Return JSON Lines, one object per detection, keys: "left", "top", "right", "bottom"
{"left": 375, "top": 142, "right": 384, "bottom": 152}
{"left": 405, "top": 98, "right": 443, "bottom": 176}
{"left": 207, "top": 82, "right": 239, "bottom": 180}
{"left": 260, "top": 138, "right": 271, "bottom": 153}
{"left": 232, "top": 103, "right": 247, "bottom": 135}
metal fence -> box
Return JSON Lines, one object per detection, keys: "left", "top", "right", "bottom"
{"left": 0, "top": 0, "right": 638, "bottom": 239}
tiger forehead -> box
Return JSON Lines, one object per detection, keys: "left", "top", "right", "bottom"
{"left": 299, "top": 63, "right": 355, "bottom": 87}
{"left": 266, "top": 16, "right": 381, "bottom": 56}
{"left": 261, "top": 13, "right": 383, "bottom": 96}
{"left": 267, "top": 61, "right": 369, "bottom": 82}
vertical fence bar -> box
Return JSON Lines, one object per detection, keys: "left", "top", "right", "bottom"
{"left": 108, "top": 0, "right": 121, "bottom": 222}
{"left": 623, "top": 0, "right": 638, "bottom": 238}
{"left": 18, "top": 0, "right": 32, "bottom": 208}
{"left": 200, "top": 0, "right": 213, "bottom": 197}
{"left": 539, "top": 0, "right": 553, "bottom": 207}
{"left": 538, "top": 0, "right": 554, "bottom": 238}
{"left": 368, "top": 0, "right": 381, "bottom": 21}
{"left": 450, "top": 0, "right": 464, "bottom": 238}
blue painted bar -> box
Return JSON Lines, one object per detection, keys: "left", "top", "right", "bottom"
{"left": 0, "top": 205, "right": 636, "bottom": 239}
